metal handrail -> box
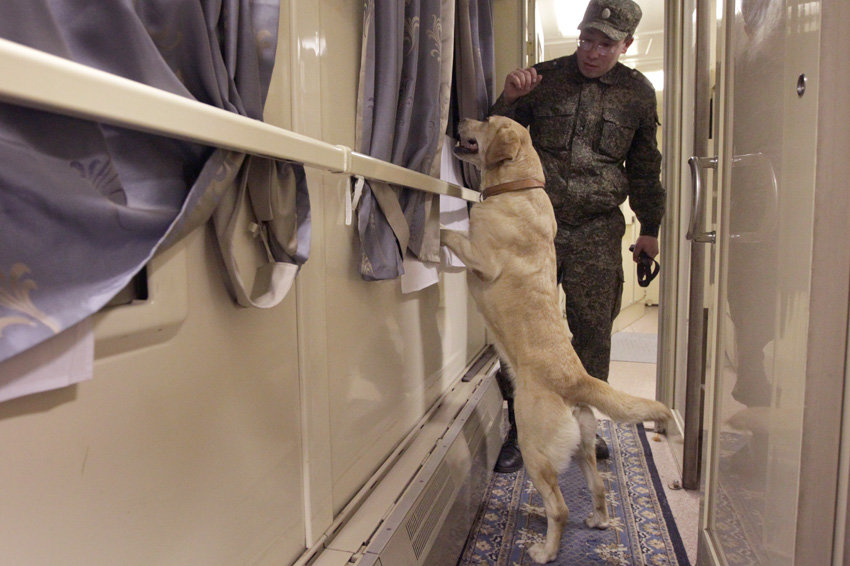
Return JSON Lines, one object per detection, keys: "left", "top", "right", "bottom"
{"left": 0, "top": 38, "right": 480, "bottom": 203}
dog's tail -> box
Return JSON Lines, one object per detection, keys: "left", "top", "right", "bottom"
{"left": 573, "top": 375, "right": 672, "bottom": 424}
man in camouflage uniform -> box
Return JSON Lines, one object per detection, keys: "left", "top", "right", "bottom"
{"left": 488, "top": 0, "right": 665, "bottom": 472}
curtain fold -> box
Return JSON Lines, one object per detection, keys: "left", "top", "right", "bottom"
{"left": 354, "top": 0, "right": 455, "bottom": 281}
{"left": 453, "top": 0, "right": 495, "bottom": 190}
{"left": 0, "top": 0, "right": 310, "bottom": 364}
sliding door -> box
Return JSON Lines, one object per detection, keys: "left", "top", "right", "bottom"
{"left": 698, "top": 1, "right": 850, "bottom": 563}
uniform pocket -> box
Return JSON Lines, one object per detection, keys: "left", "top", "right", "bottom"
{"left": 598, "top": 107, "right": 638, "bottom": 161}
{"left": 532, "top": 101, "right": 578, "bottom": 150}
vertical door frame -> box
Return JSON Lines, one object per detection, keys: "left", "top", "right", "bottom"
{"left": 523, "top": 0, "right": 542, "bottom": 66}
{"left": 697, "top": 0, "right": 731, "bottom": 558}
{"left": 657, "top": 0, "right": 686, "bottom": 457}
{"left": 799, "top": 0, "right": 850, "bottom": 561}
{"left": 679, "top": 0, "right": 718, "bottom": 491}
{"left": 658, "top": 0, "right": 704, "bottom": 476}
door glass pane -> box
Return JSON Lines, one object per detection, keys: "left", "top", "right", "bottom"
{"left": 709, "top": 1, "right": 815, "bottom": 564}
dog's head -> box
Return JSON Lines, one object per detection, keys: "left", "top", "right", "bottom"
{"left": 453, "top": 116, "right": 543, "bottom": 185}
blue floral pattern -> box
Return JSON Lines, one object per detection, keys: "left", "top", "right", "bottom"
{"left": 460, "top": 421, "right": 689, "bottom": 565}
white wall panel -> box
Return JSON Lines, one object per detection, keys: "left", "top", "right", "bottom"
{"left": 0, "top": 230, "right": 306, "bottom": 565}
{"left": 0, "top": 2, "right": 487, "bottom": 564}
{"left": 294, "top": 0, "right": 487, "bottom": 517}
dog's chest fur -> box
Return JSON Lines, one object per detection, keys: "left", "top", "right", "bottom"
{"left": 465, "top": 190, "right": 561, "bottom": 350}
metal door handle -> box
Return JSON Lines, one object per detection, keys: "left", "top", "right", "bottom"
{"left": 686, "top": 156, "right": 717, "bottom": 243}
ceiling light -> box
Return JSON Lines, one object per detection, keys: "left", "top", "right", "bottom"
{"left": 555, "top": 2, "right": 587, "bottom": 38}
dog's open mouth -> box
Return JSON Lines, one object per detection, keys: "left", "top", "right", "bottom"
{"left": 454, "top": 136, "right": 479, "bottom": 155}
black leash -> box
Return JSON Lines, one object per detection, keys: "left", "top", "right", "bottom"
{"left": 629, "top": 244, "right": 660, "bottom": 287}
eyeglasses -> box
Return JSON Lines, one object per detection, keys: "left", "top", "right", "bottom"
{"left": 577, "top": 39, "right": 621, "bottom": 56}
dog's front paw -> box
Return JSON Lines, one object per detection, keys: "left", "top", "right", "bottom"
{"left": 527, "top": 542, "right": 557, "bottom": 564}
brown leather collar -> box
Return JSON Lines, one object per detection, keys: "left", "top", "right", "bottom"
{"left": 481, "top": 178, "right": 545, "bottom": 200}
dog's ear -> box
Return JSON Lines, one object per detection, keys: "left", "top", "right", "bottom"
{"left": 485, "top": 126, "right": 520, "bottom": 167}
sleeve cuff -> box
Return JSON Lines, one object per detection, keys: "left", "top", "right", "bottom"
{"left": 489, "top": 96, "right": 512, "bottom": 116}
{"left": 639, "top": 224, "right": 660, "bottom": 238}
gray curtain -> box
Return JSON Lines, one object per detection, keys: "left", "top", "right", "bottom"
{"left": 354, "top": 0, "right": 455, "bottom": 280}
{"left": 0, "top": 0, "right": 310, "bottom": 364}
{"left": 452, "top": 0, "right": 495, "bottom": 189}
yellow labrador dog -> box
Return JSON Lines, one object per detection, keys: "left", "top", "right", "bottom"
{"left": 442, "top": 116, "right": 672, "bottom": 564}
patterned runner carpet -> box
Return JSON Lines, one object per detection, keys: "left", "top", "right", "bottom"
{"left": 459, "top": 421, "right": 689, "bottom": 565}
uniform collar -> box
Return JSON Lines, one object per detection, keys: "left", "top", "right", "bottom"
{"left": 560, "top": 54, "right": 627, "bottom": 85}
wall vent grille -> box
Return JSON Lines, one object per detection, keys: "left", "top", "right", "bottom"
{"left": 404, "top": 462, "right": 454, "bottom": 558}
{"left": 353, "top": 351, "right": 501, "bottom": 566}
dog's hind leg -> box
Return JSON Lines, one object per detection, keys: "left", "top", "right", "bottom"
{"left": 523, "top": 447, "right": 568, "bottom": 564}
{"left": 515, "top": 395, "right": 575, "bottom": 564}
{"left": 574, "top": 404, "right": 610, "bottom": 529}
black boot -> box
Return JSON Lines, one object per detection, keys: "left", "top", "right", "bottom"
{"left": 494, "top": 399, "right": 523, "bottom": 473}
{"left": 595, "top": 434, "right": 609, "bottom": 460}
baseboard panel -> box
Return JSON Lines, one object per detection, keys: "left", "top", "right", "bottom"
{"left": 310, "top": 348, "right": 503, "bottom": 566}
{"left": 358, "top": 358, "right": 502, "bottom": 565}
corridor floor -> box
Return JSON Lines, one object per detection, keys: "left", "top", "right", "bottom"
{"left": 607, "top": 306, "right": 700, "bottom": 564}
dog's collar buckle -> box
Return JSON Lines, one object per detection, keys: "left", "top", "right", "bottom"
{"left": 481, "top": 179, "right": 545, "bottom": 200}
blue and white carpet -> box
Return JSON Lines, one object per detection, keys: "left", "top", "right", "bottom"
{"left": 459, "top": 421, "right": 689, "bottom": 565}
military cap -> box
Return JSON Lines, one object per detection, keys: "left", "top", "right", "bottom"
{"left": 578, "top": 0, "right": 643, "bottom": 41}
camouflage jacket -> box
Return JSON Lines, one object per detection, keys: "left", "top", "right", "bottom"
{"left": 490, "top": 54, "right": 664, "bottom": 236}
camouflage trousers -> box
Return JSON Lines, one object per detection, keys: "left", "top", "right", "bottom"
{"left": 496, "top": 208, "right": 625, "bottom": 399}
{"left": 556, "top": 208, "right": 625, "bottom": 382}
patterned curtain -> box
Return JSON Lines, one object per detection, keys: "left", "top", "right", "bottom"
{"left": 0, "top": 0, "right": 310, "bottom": 364}
{"left": 452, "top": 0, "right": 495, "bottom": 189}
{"left": 354, "top": 0, "right": 456, "bottom": 280}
